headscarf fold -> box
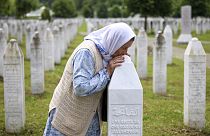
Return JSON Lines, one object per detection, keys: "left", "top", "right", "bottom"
{"left": 84, "top": 22, "right": 136, "bottom": 66}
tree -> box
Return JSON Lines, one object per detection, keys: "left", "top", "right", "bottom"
{"left": 81, "top": 0, "right": 97, "bottom": 18}
{"left": 16, "top": 0, "right": 40, "bottom": 18}
{"left": 52, "top": 0, "right": 77, "bottom": 18}
{"left": 82, "top": 5, "right": 94, "bottom": 18}
{"left": 109, "top": 5, "right": 122, "bottom": 18}
{"left": 126, "top": 0, "right": 172, "bottom": 30}
{"left": 182, "top": 0, "right": 209, "bottom": 17}
{"left": 41, "top": 7, "right": 51, "bottom": 21}
{"left": 97, "top": 3, "right": 108, "bottom": 18}
{"left": 0, "top": 0, "right": 10, "bottom": 17}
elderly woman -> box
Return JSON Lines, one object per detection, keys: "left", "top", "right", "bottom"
{"left": 43, "top": 22, "right": 135, "bottom": 136}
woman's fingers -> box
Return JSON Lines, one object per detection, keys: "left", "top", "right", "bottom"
{"left": 106, "top": 56, "right": 125, "bottom": 76}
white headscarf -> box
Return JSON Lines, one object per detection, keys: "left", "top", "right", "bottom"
{"left": 84, "top": 22, "right": 136, "bottom": 66}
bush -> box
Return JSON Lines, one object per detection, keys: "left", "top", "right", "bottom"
{"left": 52, "top": 0, "right": 77, "bottom": 18}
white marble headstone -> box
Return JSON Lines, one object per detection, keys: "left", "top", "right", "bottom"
{"left": 59, "top": 24, "right": 65, "bottom": 58}
{"left": 177, "top": 6, "right": 192, "bottom": 44}
{"left": 53, "top": 26, "right": 61, "bottom": 64}
{"left": 108, "top": 55, "right": 143, "bottom": 136}
{"left": 30, "top": 31, "right": 44, "bottom": 94}
{"left": 153, "top": 31, "right": 167, "bottom": 95}
{"left": 43, "top": 28, "right": 55, "bottom": 71}
{"left": 137, "top": 27, "right": 148, "bottom": 78}
{"left": 26, "top": 25, "right": 32, "bottom": 59}
{"left": 163, "top": 25, "right": 173, "bottom": 64}
{"left": 3, "top": 39, "right": 25, "bottom": 133}
{"left": 0, "top": 28, "right": 7, "bottom": 77}
{"left": 184, "top": 38, "right": 206, "bottom": 129}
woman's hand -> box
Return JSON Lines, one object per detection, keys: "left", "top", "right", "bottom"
{"left": 106, "top": 55, "right": 125, "bottom": 76}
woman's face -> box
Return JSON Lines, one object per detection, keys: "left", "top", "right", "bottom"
{"left": 112, "top": 39, "right": 134, "bottom": 58}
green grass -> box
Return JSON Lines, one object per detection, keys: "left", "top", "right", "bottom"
{"left": 0, "top": 22, "right": 210, "bottom": 136}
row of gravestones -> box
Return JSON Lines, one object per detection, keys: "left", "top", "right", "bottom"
{"left": 0, "top": 18, "right": 82, "bottom": 133}
{"left": 86, "top": 5, "right": 210, "bottom": 38}
{"left": 86, "top": 19, "right": 206, "bottom": 135}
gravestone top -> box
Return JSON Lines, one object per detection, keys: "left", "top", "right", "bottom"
{"left": 185, "top": 37, "right": 206, "bottom": 56}
{"left": 156, "top": 31, "right": 165, "bottom": 46}
{"left": 108, "top": 55, "right": 142, "bottom": 90}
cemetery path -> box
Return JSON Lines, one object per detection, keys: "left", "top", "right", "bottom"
{"left": 148, "top": 37, "right": 210, "bottom": 68}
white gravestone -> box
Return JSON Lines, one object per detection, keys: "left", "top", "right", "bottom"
{"left": 3, "top": 39, "right": 25, "bottom": 133}
{"left": 43, "top": 28, "right": 55, "bottom": 71}
{"left": 153, "top": 31, "right": 167, "bottom": 95}
{"left": 108, "top": 55, "right": 143, "bottom": 136}
{"left": 30, "top": 31, "right": 44, "bottom": 94}
{"left": 137, "top": 27, "right": 148, "bottom": 78}
{"left": 177, "top": 6, "right": 192, "bottom": 44}
{"left": 3, "top": 23, "right": 9, "bottom": 40}
{"left": 26, "top": 25, "right": 32, "bottom": 59}
{"left": 17, "top": 23, "right": 23, "bottom": 44}
{"left": 163, "top": 25, "right": 173, "bottom": 64}
{"left": 53, "top": 26, "right": 61, "bottom": 64}
{"left": 184, "top": 38, "right": 206, "bottom": 129}
{"left": 0, "top": 28, "right": 7, "bottom": 77}
{"left": 59, "top": 24, "right": 65, "bottom": 57}
{"left": 128, "top": 39, "right": 136, "bottom": 63}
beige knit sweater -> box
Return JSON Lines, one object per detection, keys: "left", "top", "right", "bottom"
{"left": 49, "top": 40, "right": 104, "bottom": 136}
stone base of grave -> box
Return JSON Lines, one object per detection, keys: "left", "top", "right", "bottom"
{"left": 177, "top": 34, "right": 192, "bottom": 44}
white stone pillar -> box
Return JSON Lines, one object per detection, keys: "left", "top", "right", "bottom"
{"left": 137, "top": 27, "right": 148, "bottom": 78}
{"left": 0, "top": 28, "right": 7, "bottom": 77}
{"left": 108, "top": 55, "right": 143, "bottom": 136}
{"left": 30, "top": 31, "right": 44, "bottom": 94}
{"left": 184, "top": 38, "right": 206, "bottom": 129}
{"left": 3, "top": 39, "right": 25, "bottom": 133}
{"left": 163, "top": 25, "right": 173, "bottom": 64}
{"left": 53, "top": 26, "right": 61, "bottom": 64}
{"left": 177, "top": 6, "right": 192, "bottom": 44}
{"left": 43, "top": 28, "right": 55, "bottom": 71}
{"left": 26, "top": 25, "right": 32, "bottom": 59}
{"left": 153, "top": 31, "right": 167, "bottom": 95}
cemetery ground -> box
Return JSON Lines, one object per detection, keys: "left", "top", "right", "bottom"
{"left": 0, "top": 22, "right": 210, "bottom": 136}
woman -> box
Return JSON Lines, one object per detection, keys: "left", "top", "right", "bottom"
{"left": 43, "top": 22, "right": 135, "bottom": 136}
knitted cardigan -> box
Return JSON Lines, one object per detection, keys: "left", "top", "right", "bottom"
{"left": 49, "top": 40, "right": 104, "bottom": 136}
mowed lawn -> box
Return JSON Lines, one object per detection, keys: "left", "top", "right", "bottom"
{"left": 0, "top": 22, "right": 210, "bottom": 136}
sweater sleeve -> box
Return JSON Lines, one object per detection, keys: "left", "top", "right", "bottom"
{"left": 72, "top": 48, "right": 110, "bottom": 96}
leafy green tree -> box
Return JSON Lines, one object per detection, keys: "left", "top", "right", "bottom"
{"left": 182, "top": 0, "right": 209, "bottom": 17}
{"left": 126, "top": 0, "right": 172, "bottom": 30}
{"left": 97, "top": 3, "right": 108, "bottom": 18}
{"left": 16, "top": 0, "right": 40, "bottom": 18}
{"left": 109, "top": 5, "right": 122, "bottom": 18}
{"left": 52, "top": 0, "right": 77, "bottom": 18}
{"left": 81, "top": 0, "right": 97, "bottom": 18}
{"left": 41, "top": 7, "right": 51, "bottom": 21}
{"left": 82, "top": 5, "right": 94, "bottom": 18}
{"left": 0, "top": 0, "right": 11, "bottom": 16}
